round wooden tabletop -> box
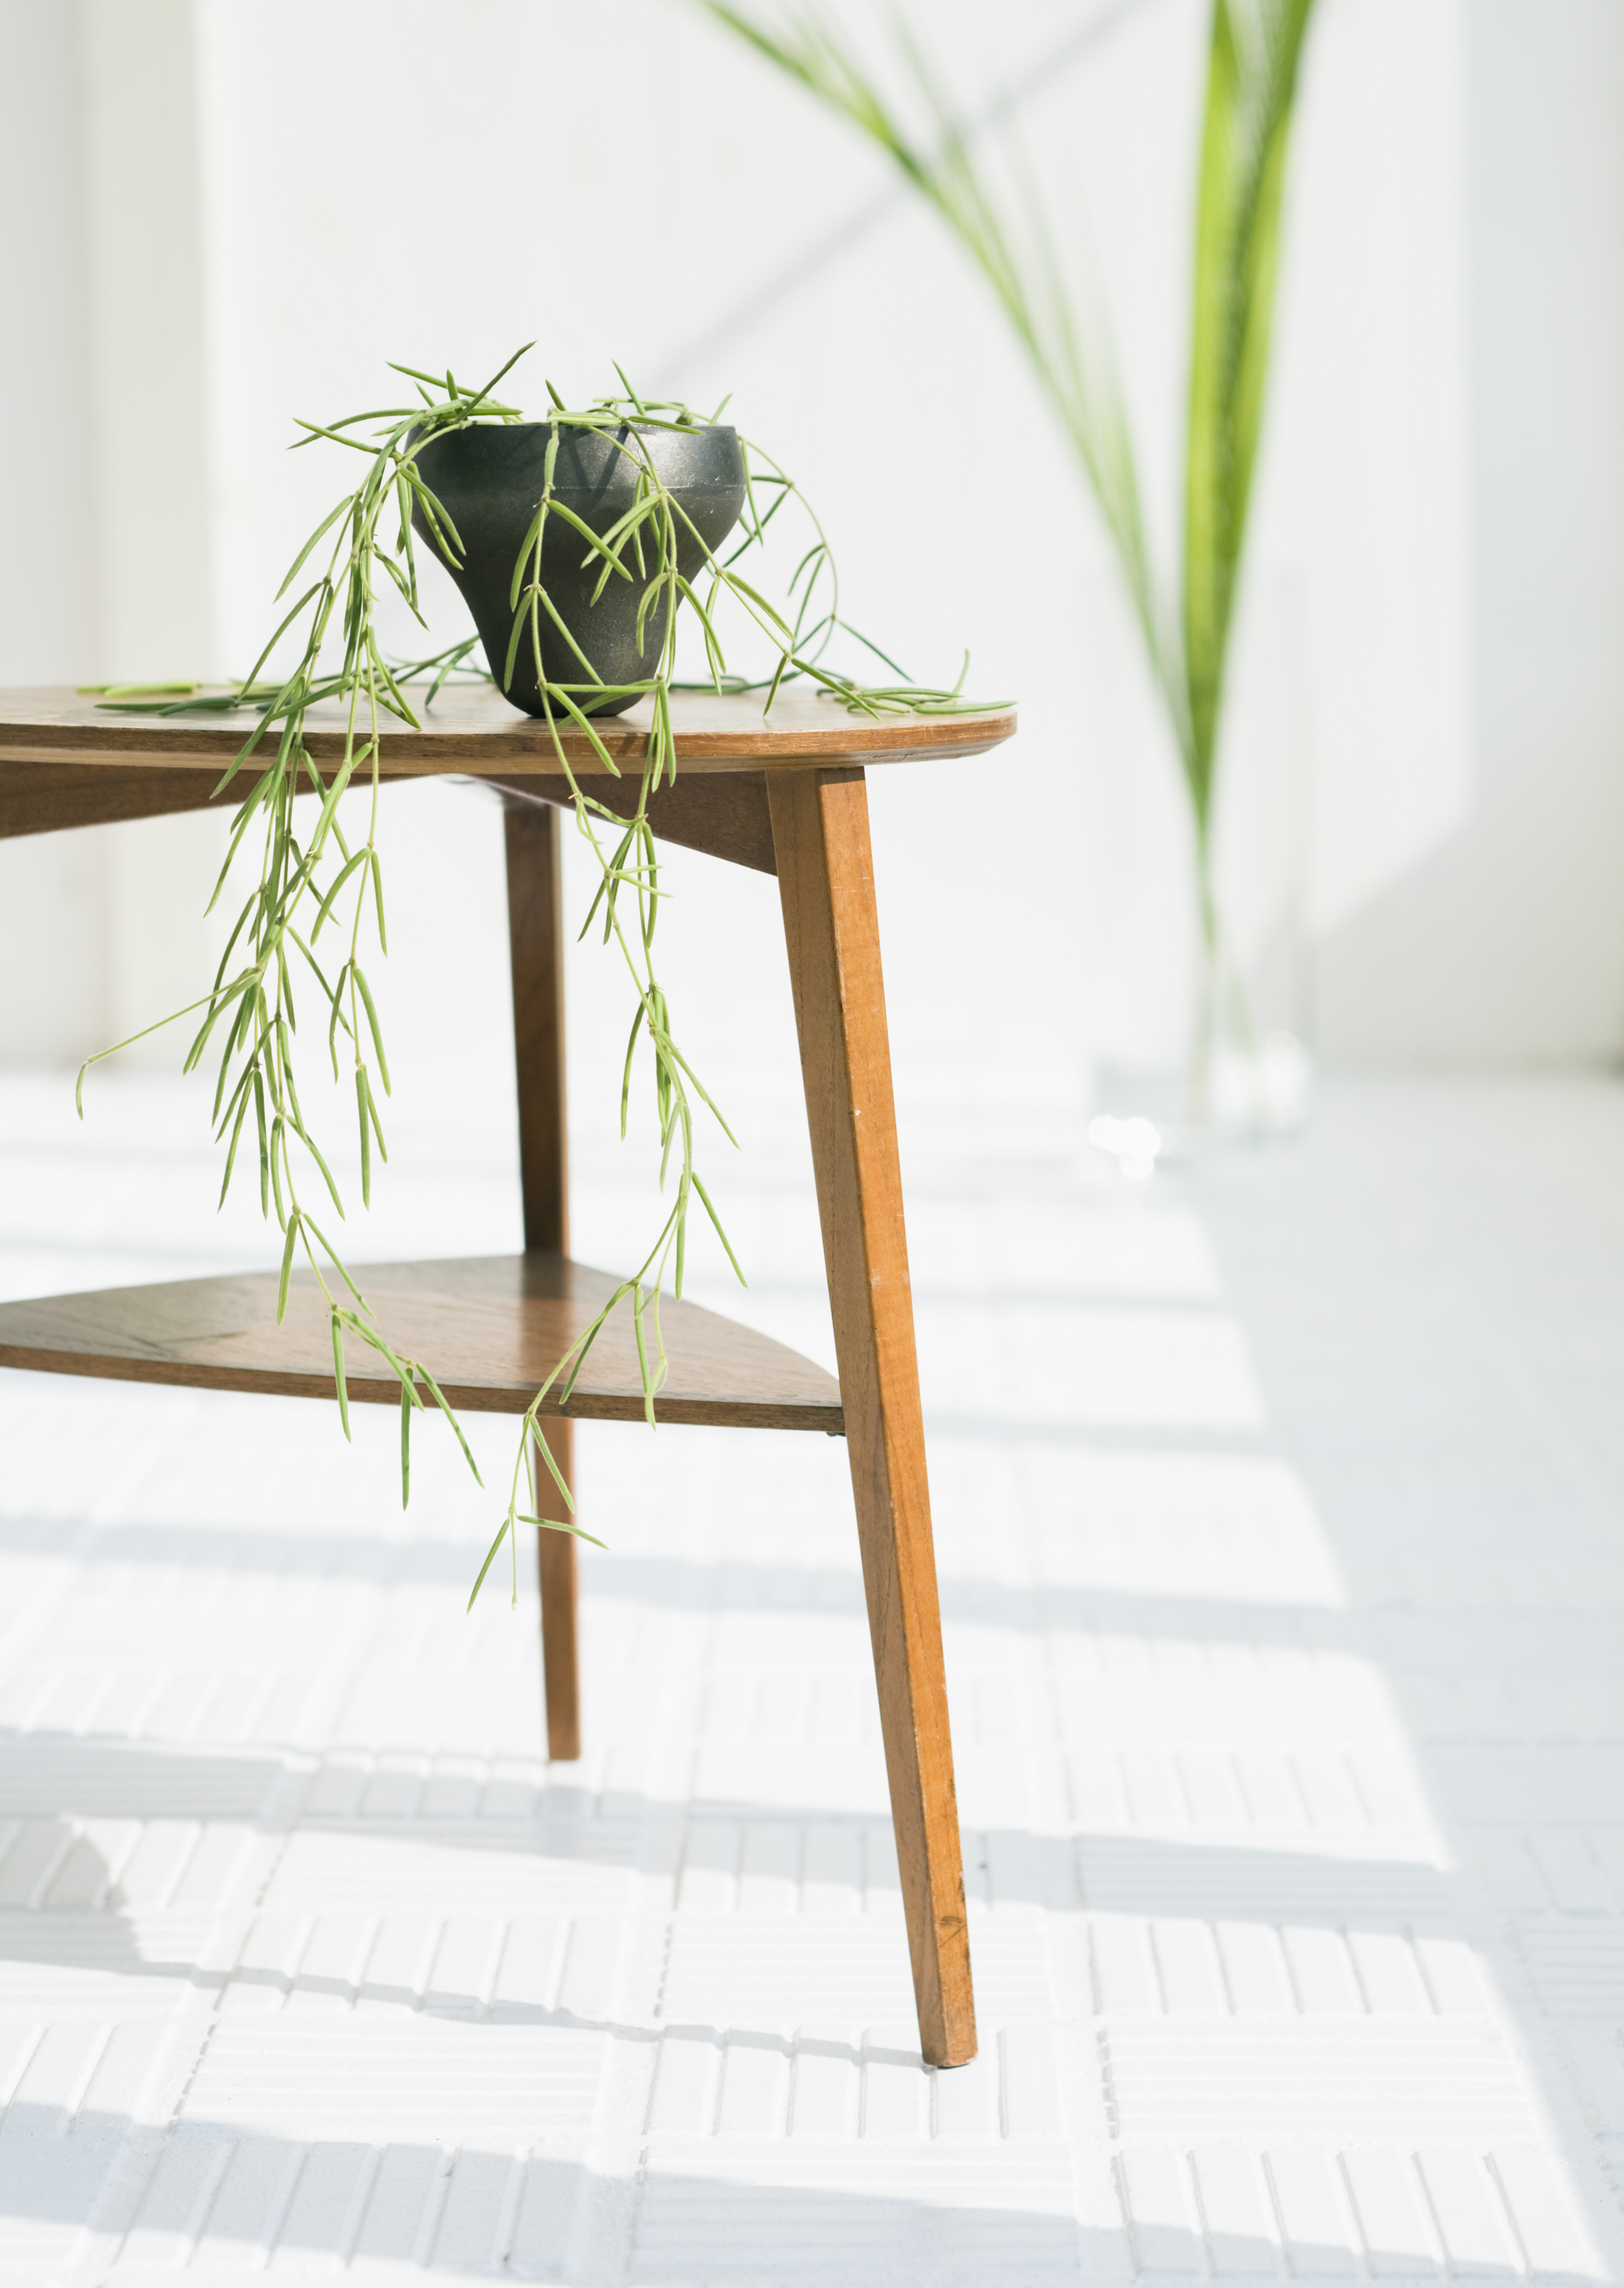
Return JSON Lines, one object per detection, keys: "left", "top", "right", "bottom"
{"left": 0, "top": 683, "right": 1017, "bottom": 778}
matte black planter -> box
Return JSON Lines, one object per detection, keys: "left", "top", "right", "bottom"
{"left": 410, "top": 421, "right": 747, "bottom": 719}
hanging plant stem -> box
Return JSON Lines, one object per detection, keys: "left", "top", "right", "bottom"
{"left": 83, "top": 351, "right": 1003, "bottom": 1603}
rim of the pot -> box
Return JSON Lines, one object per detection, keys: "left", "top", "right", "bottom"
{"left": 416, "top": 418, "right": 738, "bottom": 443}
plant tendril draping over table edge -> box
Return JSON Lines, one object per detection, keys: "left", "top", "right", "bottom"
{"left": 78, "top": 347, "right": 1007, "bottom": 1602}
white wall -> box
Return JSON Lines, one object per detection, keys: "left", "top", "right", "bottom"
{"left": 2, "top": 0, "right": 1621, "bottom": 1105}
{"left": 0, "top": 0, "right": 102, "bottom": 1065}
{"left": 1316, "top": 0, "right": 1624, "bottom": 1063}
{"left": 0, "top": 0, "right": 229, "bottom": 1068}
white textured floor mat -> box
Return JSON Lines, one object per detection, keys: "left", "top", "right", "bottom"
{"left": 0, "top": 1070, "right": 1621, "bottom": 2283}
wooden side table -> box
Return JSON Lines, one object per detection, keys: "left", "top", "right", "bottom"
{"left": 0, "top": 684, "right": 1017, "bottom": 2069}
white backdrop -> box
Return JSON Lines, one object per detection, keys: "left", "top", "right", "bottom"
{"left": 2, "top": 0, "right": 1621, "bottom": 1113}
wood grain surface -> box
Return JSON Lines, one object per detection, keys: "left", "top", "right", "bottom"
{"left": 0, "top": 757, "right": 248, "bottom": 839}
{"left": 769, "top": 766, "right": 976, "bottom": 2069}
{"left": 506, "top": 807, "right": 571, "bottom": 1259}
{"left": 489, "top": 768, "right": 777, "bottom": 876}
{"left": 0, "top": 684, "right": 1016, "bottom": 780}
{"left": 0, "top": 1254, "right": 843, "bottom": 1432}
{"left": 0, "top": 745, "right": 779, "bottom": 875}
{"left": 504, "top": 803, "right": 582, "bottom": 1759}
{"left": 534, "top": 1425, "right": 581, "bottom": 1761}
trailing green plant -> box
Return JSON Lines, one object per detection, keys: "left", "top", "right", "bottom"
{"left": 705, "top": 0, "right": 1318, "bottom": 1104}
{"left": 81, "top": 348, "right": 997, "bottom": 1603}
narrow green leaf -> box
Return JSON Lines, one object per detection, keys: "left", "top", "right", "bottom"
{"left": 332, "top": 1313, "right": 351, "bottom": 1439}
{"left": 277, "top": 1211, "right": 299, "bottom": 1322}
{"left": 619, "top": 1000, "right": 644, "bottom": 1137}
{"left": 548, "top": 496, "right": 634, "bottom": 579}
{"left": 311, "top": 846, "right": 368, "bottom": 940}
{"left": 356, "top": 1066, "right": 371, "bottom": 1207}
{"left": 363, "top": 1066, "right": 388, "bottom": 1157}
{"left": 218, "top": 1076, "right": 253, "bottom": 1208}
{"left": 692, "top": 1171, "right": 746, "bottom": 1284}
{"left": 351, "top": 966, "right": 390, "bottom": 1092}
{"left": 275, "top": 499, "right": 351, "bottom": 600}
{"left": 293, "top": 1125, "right": 347, "bottom": 1219}
{"left": 467, "top": 1512, "right": 514, "bottom": 1611}
{"left": 632, "top": 1284, "right": 657, "bottom": 1429}
{"left": 301, "top": 1216, "right": 368, "bottom": 1308}
{"left": 253, "top": 1069, "right": 269, "bottom": 1216}
{"left": 517, "top": 1516, "right": 608, "bottom": 1548}
{"left": 528, "top": 1422, "right": 575, "bottom": 1509}
{"left": 400, "top": 1370, "right": 413, "bottom": 1507}
{"left": 416, "top": 1365, "right": 482, "bottom": 1484}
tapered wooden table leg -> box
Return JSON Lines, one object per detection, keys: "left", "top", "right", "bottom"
{"left": 769, "top": 766, "right": 976, "bottom": 2069}
{"left": 505, "top": 803, "right": 582, "bottom": 1762}
{"left": 535, "top": 1416, "right": 581, "bottom": 1761}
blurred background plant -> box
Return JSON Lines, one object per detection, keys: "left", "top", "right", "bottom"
{"left": 4, "top": 2, "right": 1621, "bottom": 1165}
{"left": 707, "top": 0, "right": 1318, "bottom": 1155}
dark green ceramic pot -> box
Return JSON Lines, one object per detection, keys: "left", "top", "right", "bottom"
{"left": 410, "top": 421, "right": 747, "bottom": 718}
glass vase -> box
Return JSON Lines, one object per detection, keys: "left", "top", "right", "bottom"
{"left": 1087, "top": 576, "right": 1314, "bottom": 1177}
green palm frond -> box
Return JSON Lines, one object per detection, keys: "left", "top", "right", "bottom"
{"left": 705, "top": 0, "right": 1318, "bottom": 858}
{"left": 701, "top": 4, "right": 1174, "bottom": 717}
{"left": 1184, "top": 0, "right": 1316, "bottom": 831}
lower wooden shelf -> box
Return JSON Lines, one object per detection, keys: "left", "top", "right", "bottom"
{"left": 0, "top": 1252, "right": 844, "bottom": 1433}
